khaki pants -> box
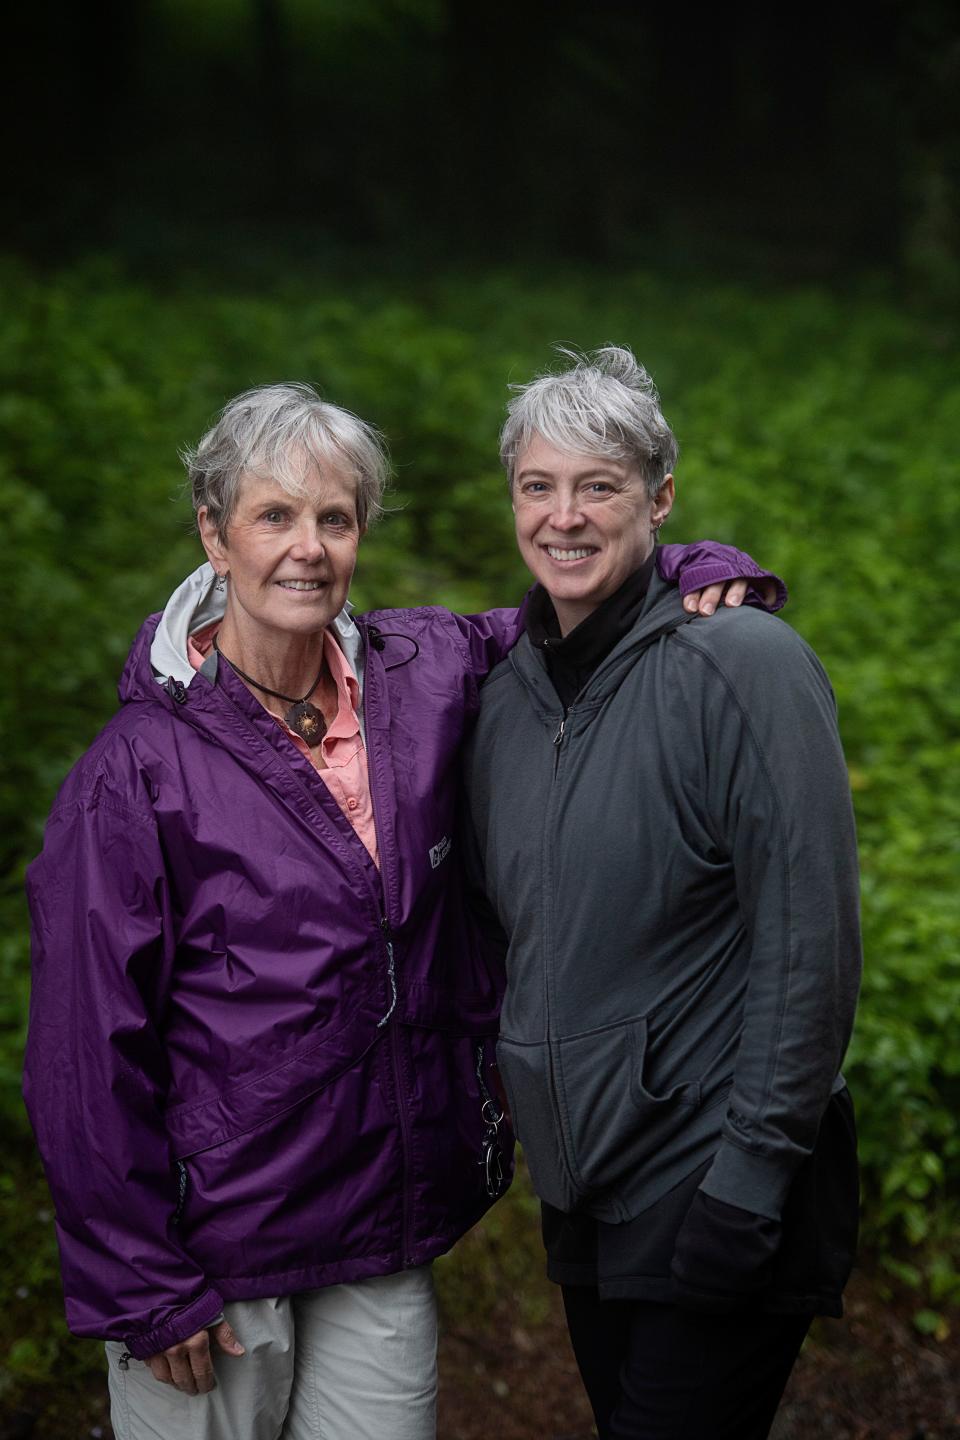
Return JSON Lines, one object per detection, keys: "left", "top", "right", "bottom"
{"left": 105, "top": 1267, "right": 437, "bottom": 1440}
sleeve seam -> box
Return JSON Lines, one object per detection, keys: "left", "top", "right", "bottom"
{"left": 50, "top": 787, "right": 156, "bottom": 832}
{"left": 670, "top": 632, "right": 795, "bottom": 1139}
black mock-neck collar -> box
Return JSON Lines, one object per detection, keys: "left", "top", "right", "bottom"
{"left": 525, "top": 550, "right": 657, "bottom": 709}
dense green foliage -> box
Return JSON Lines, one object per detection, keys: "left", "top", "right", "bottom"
{"left": 1, "top": 258, "right": 957, "bottom": 1427}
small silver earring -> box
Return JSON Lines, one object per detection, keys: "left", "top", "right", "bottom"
{"left": 215, "top": 572, "right": 227, "bottom": 592}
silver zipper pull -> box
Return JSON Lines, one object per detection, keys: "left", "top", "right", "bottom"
{"left": 118, "top": 1351, "right": 132, "bottom": 1371}
{"left": 376, "top": 939, "right": 397, "bottom": 1028}
{"left": 553, "top": 718, "right": 566, "bottom": 746}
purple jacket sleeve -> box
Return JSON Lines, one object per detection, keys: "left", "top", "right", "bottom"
{"left": 23, "top": 788, "right": 224, "bottom": 1358}
{"left": 450, "top": 542, "right": 786, "bottom": 680}
{"left": 656, "top": 542, "right": 787, "bottom": 611}
{"left": 449, "top": 604, "right": 530, "bottom": 681}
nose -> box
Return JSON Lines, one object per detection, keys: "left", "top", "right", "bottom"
{"left": 288, "top": 518, "right": 325, "bottom": 563}
{"left": 549, "top": 493, "right": 586, "bottom": 531}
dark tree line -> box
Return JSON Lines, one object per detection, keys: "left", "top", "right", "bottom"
{"left": 5, "top": 0, "right": 959, "bottom": 281}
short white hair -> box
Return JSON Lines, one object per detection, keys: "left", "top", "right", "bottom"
{"left": 184, "top": 383, "right": 390, "bottom": 539}
{"left": 500, "top": 345, "right": 678, "bottom": 499}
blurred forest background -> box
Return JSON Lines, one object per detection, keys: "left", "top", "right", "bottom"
{"left": 2, "top": 1, "right": 959, "bottom": 1436}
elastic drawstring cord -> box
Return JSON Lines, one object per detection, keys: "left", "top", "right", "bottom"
{"left": 366, "top": 626, "right": 421, "bottom": 672}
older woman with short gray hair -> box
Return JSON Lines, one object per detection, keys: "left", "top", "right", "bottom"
{"left": 24, "top": 376, "right": 780, "bottom": 1440}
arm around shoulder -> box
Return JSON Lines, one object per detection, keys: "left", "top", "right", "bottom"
{"left": 657, "top": 541, "right": 787, "bottom": 611}
{"left": 449, "top": 603, "right": 529, "bottom": 683}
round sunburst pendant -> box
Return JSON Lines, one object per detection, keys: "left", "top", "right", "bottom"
{"left": 285, "top": 700, "right": 327, "bottom": 746}
{"left": 212, "top": 637, "right": 329, "bottom": 748}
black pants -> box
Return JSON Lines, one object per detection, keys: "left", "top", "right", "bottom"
{"left": 562, "top": 1286, "right": 810, "bottom": 1440}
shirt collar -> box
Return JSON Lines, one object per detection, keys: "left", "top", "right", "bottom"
{"left": 526, "top": 550, "right": 657, "bottom": 665}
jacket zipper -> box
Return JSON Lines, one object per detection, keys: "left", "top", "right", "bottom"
{"left": 533, "top": 615, "right": 695, "bottom": 1195}
{"left": 172, "top": 627, "right": 414, "bottom": 1266}
{"left": 543, "top": 707, "right": 578, "bottom": 1191}
{"left": 552, "top": 716, "right": 566, "bottom": 775}
{"left": 361, "top": 623, "right": 414, "bottom": 1267}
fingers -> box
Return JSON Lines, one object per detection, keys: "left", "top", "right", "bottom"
{"left": 211, "top": 1319, "right": 245, "bottom": 1357}
{"left": 146, "top": 1353, "right": 173, "bottom": 1386}
{"left": 174, "top": 1331, "right": 215, "bottom": 1394}
{"left": 721, "top": 578, "right": 749, "bottom": 608}
{"left": 148, "top": 1329, "right": 216, "bottom": 1395}
{"left": 143, "top": 1320, "right": 244, "bottom": 1397}
{"left": 683, "top": 578, "right": 752, "bottom": 616}
{"left": 682, "top": 581, "right": 726, "bottom": 616}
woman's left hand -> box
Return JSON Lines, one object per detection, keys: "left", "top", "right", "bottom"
{"left": 683, "top": 577, "right": 778, "bottom": 616}
{"left": 670, "top": 1190, "right": 782, "bottom": 1312}
{"left": 146, "top": 1319, "right": 246, "bottom": 1394}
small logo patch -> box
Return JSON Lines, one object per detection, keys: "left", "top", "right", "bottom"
{"left": 429, "top": 835, "right": 452, "bottom": 869}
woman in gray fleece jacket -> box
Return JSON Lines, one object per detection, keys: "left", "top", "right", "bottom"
{"left": 464, "top": 347, "right": 861, "bottom": 1440}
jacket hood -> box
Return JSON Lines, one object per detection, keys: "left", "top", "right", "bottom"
{"left": 118, "top": 561, "right": 365, "bottom": 705}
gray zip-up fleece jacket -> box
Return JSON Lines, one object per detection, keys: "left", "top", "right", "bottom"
{"left": 464, "top": 574, "right": 861, "bottom": 1225}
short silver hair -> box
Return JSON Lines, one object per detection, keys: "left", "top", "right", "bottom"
{"left": 184, "top": 383, "right": 390, "bottom": 539}
{"left": 500, "top": 346, "right": 678, "bottom": 499}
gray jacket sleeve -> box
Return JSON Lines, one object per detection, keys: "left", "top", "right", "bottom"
{"left": 680, "top": 617, "right": 862, "bottom": 1221}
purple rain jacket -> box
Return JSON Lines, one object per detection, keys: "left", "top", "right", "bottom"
{"left": 23, "top": 542, "right": 783, "bottom": 1359}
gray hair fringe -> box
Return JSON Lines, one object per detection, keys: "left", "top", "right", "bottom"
{"left": 500, "top": 346, "right": 678, "bottom": 499}
{"left": 184, "top": 383, "right": 390, "bottom": 539}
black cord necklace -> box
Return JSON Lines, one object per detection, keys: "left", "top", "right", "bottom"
{"left": 213, "top": 636, "right": 328, "bottom": 747}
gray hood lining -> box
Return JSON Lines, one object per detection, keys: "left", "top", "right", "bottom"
{"left": 149, "top": 562, "right": 366, "bottom": 724}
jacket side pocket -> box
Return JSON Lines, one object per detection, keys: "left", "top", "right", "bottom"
{"left": 496, "top": 1036, "right": 577, "bottom": 1213}
{"left": 628, "top": 1017, "right": 701, "bottom": 1113}
{"left": 555, "top": 1017, "right": 701, "bottom": 1211}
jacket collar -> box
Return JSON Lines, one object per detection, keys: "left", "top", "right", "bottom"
{"left": 140, "top": 560, "right": 364, "bottom": 695}
{"left": 525, "top": 553, "right": 656, "bottom": 709}
{"left": 510, "top": 571, "right": 693, "bottom": 713}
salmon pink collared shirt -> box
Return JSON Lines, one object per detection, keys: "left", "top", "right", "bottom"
{"left": 188, "top": 622, "right": 379, "bottom": 868}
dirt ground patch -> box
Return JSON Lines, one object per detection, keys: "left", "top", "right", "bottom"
{"left": 436, "top": 1270, "right": 960, "bottom": 1440}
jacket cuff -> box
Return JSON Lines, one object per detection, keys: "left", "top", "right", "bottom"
{"left": 124, "top": 1287, "right": 225, "bottom": 1360}
{"left": 676, "top": 561, "right": 787, "bottom": 612}
{"left": 656, "top": 542, "right": 788, "bottom": 612}
{"left": 698, "top": 1143, "right": 795, "bottom": 1222}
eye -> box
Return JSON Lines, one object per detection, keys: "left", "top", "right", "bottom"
{"left": 586, "top": 481, "right": 614, "bottom": 495}
{"left": 323, "top": 511, "right": 353, "bottom": 528}
{"left": 262, "top": 508, "right": 287, "bottom": 524}
{"left": 520, "top": 481, "right": 549, "bottom": 495}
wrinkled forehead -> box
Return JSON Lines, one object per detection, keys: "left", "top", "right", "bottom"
{"left": 239, "top": 444, "right": 360, "bottom": 506}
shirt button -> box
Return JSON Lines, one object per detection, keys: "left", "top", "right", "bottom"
{"left": 347, "top": 797, "right": 359, "bottom": 811}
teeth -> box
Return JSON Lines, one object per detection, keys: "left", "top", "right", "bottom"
{"left": 546, "top": 547, "right": 596, "bottom": 561}
{"left": 279, "top": 580, "right": 323, "bottom": 591}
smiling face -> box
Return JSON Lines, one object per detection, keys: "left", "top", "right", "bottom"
{"left": 198, "top": 461, "right": 362, "bottom": 651}
{"left": 512, "top": 435, "right": 674, "bottom": 635}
